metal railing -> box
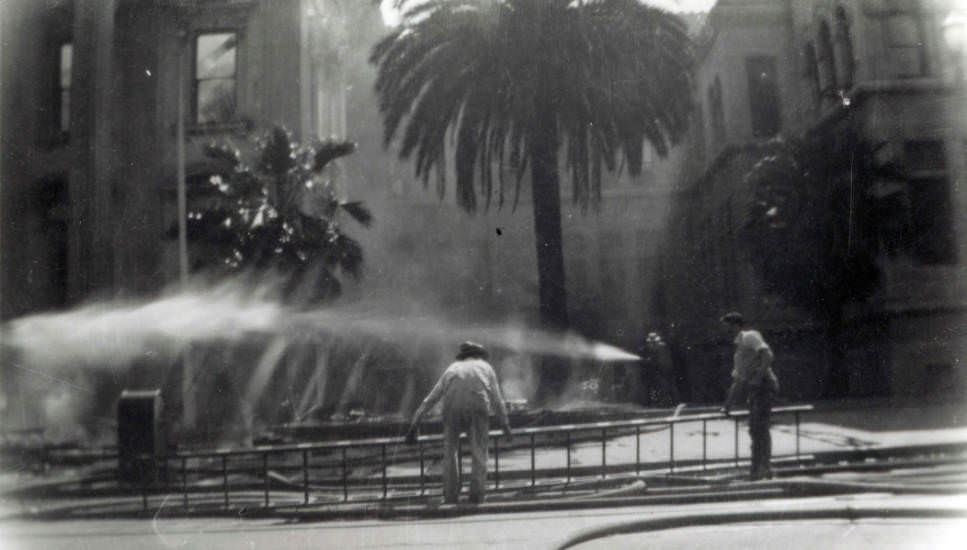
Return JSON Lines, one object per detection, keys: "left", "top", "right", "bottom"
{"left": 130, "top": 405, "right": 812, "bottom": 512}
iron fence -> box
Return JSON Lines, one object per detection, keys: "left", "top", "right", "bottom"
{"left": 130, "top": 405, "right": 812, "bottom": 511}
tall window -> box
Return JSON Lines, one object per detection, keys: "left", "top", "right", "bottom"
{"left": 746, "top": 56, "right": 781, "bottom": 138}
{"left": 36, "top": 178, "right": 69, "bottom": 307}
{"left": 834, "top": 6, "right": 855, "bottom": 88}
{"left": 195, "top": 32, "right": 238, "bottom": 125}
{"left": 884, "top": 11, "right": 927, "bottom": 77}
{"left": 708, "top": 76, "right": 726, "bottom": 145}
{"left": 803, "top": 42, "right": 821, "bottom": 109}
{"left": 693, "top": 102, "right": 707, "bottom": 165}
{"left": 58, "top": 43, "right": 72, "bottom": 134}
{"left": 904, "top": 140, "right": 955, "bottom": 264}
{"left": 817, "top": 20, "right": 836, "bottom": 96}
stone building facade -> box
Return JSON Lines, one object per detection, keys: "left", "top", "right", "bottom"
{"left": 658, "top": 0, "right": 967, "bottom": 401}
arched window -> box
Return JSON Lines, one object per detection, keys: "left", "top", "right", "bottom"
{"left": 817, "top": 20, "right": 836, "bottom": 98}
{"left": 706, "top": 84, "right": 717, "bottom": 142}
{"left": 803, "top": 42, "right": 821, "bottom": 108}
{"left": 708, "top": 76, "right": 726, "bottom": 145}
{"left": 746, "top": 56, "right": 781, "bottom": 138}
{"left": 693, "top": 101, "right": 707, "bottom": 165}
{"left": 834, "top": 6, "right": 855, "bottom": 88}
{"left": 883, "top": 5, "right": 928, "bottom": 77}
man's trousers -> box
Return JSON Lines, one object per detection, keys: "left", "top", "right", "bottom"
{"left": 747, "top": 384, "right": 773, "bottom": 480}
{"left": 442, "top": 407, "right": 490, "bottom": 503}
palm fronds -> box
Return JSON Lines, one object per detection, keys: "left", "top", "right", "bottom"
{"left": 371, "top": 0, "right": 695, "bottom": 211}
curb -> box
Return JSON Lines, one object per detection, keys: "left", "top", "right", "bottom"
{"left": 552, "top": 504, "right": 967, "bottom": 550}
{"left": 5, "top": 477, "right": 965, "bottom": 522}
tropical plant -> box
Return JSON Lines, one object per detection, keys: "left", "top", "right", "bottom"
{"left": 741, "top": 124, "right": 899, "bottom": 397}
{"left": 184, "top": 126, "right": 372, "bottom": 302}
{"left": 371, "top": 0, "right": 695, "bottom": 399}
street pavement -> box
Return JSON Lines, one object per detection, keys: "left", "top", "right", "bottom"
{"left": 0, "top": 493, "right": 964, "bottom": 549}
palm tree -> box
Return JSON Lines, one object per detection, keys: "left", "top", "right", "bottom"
{"left": 371, "top": 0, "right": 694, "bottom": 399}
{"left": 185, "top": 126, "right": 372, "bottom": 303}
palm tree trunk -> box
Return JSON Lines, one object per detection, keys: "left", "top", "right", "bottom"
{"left": 529, "top": 102, "right": 570, "bottom": 403}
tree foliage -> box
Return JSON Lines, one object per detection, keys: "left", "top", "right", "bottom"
{"left": 741, "top": 123, "right": 904, "bottom": 397}
{"left": 184, "top": 126, "right": 372, "bottom": 302}
{"left": 741, "top": 126, "right": 893, "bottom": 320}
{"left": 372, "top": 0, "right": 695, "bottom": 211}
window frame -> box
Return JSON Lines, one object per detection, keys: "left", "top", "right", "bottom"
{"left": 192, "top": 29, "right": 241, "bottom": 127}
{"left": 817, "top": 20, "right": 837, "bottom": 96}
{"left": 708, "top": 76, "right": 726, "bottom": 145}
{"left": 56, "top": 41, "right": 73, "bottom": 138}
{"left": 883, "top": 11, "right": 929, "bottom": 79}
{"left": 834, "top": 6, "right": 855, "bottom": 88}
{"left": 803, "top": 41, "right": 821, "bottom": 110}
{"left": 901, "top": 139, "right": 956, "bottom": 265}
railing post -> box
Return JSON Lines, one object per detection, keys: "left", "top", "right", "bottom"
{"left": 141, "top": 457, "right": 149, "bottom": 513}
{"left": 222, "top": 455, "right": 229, "bottom": 509}
{"left": 702, "top": 419, "right": 707, "bottom": 471}
{"left": 342, "top": 447, "right": 348, "bottom": 502}
{"left": 181, "top": 456, "right": 188, "bottom": 509}
{"left": 669, "top": 421, "right": 675, "bottom": 474}
{"left": 565, "top": 431, "right": 572, "bottom": 484}
{"left": 493, "top": 435, "right": 500, "bottom": 490}
{"left": 263, "top": 452, "right": 270, "bottom": 507}
{"left": 163, "top": 456, "right": 169, "bottom": 492}
{"left": 635, "top": 425, "right": 641, "bottom": 476}
{"left": 600, "top": 428, "right": 607, "bottom": 479}
{"left": 734, "top": 417, "right": 740, "bottom": 467}
{"left": 795, "top": 410, "right": 801, "bottom": 462}
{"left": 418, "top": 439, "right": 425, "bottom": 497}
{"left": 302, "top": 450, "right": 309, "bottom": 505}
{"left": 382, "top": 444, "right": 388, "bottom": 500}
{"left": 530, "top": 433, "right": 536, "bottom": 488}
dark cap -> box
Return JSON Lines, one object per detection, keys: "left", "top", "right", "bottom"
{"left": 456, "top": 341, "right": 488, "bottom": 360}
{"left": 720, "top": 312, "right": 744, "bottom": 325}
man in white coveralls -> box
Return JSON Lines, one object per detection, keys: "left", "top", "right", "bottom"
{"left": 405, "top": 341, "right": 512, "bottom": 504}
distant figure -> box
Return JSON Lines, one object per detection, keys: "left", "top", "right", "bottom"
{"left": 719, "top": 312, "right": 780, "bottom": 480}
{"left": 637, "top": 332, "right": 678, "bottom": 406}
{"left": 405, "top": 342, "right": 512, "bottom": 504}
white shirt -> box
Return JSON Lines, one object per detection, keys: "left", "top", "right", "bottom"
{"left": 414, "top": 358, "right": 509, "bottom": 423}
{"left": 732, "top": 329, "right": 775, "bottom": 386}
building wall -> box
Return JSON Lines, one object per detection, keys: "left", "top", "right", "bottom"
{"left": 1, "top": 0, "right": 76, "bottom": 319}
{"left": 659, "top": 0, "right": 967, "bottom": 400}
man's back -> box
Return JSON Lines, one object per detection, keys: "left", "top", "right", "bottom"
{"left": 439, "top": 359, "right": 500, "bottom": 414}
{"left": 733, "top": 330, "right": 772, "bottom": 380}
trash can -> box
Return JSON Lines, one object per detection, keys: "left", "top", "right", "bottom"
{"left": 117, "top": 389, "right": 165, "bottom": 484}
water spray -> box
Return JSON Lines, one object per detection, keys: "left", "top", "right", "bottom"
{"left": 0, "top": 278, "right": 644, "bottom": 439}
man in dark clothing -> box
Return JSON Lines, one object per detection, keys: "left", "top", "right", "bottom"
{"left": 405, "top": 342, "right": 512, "bottom": 504}
{"left": 719, "top": 312, "right": 780, "bottom": 481}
